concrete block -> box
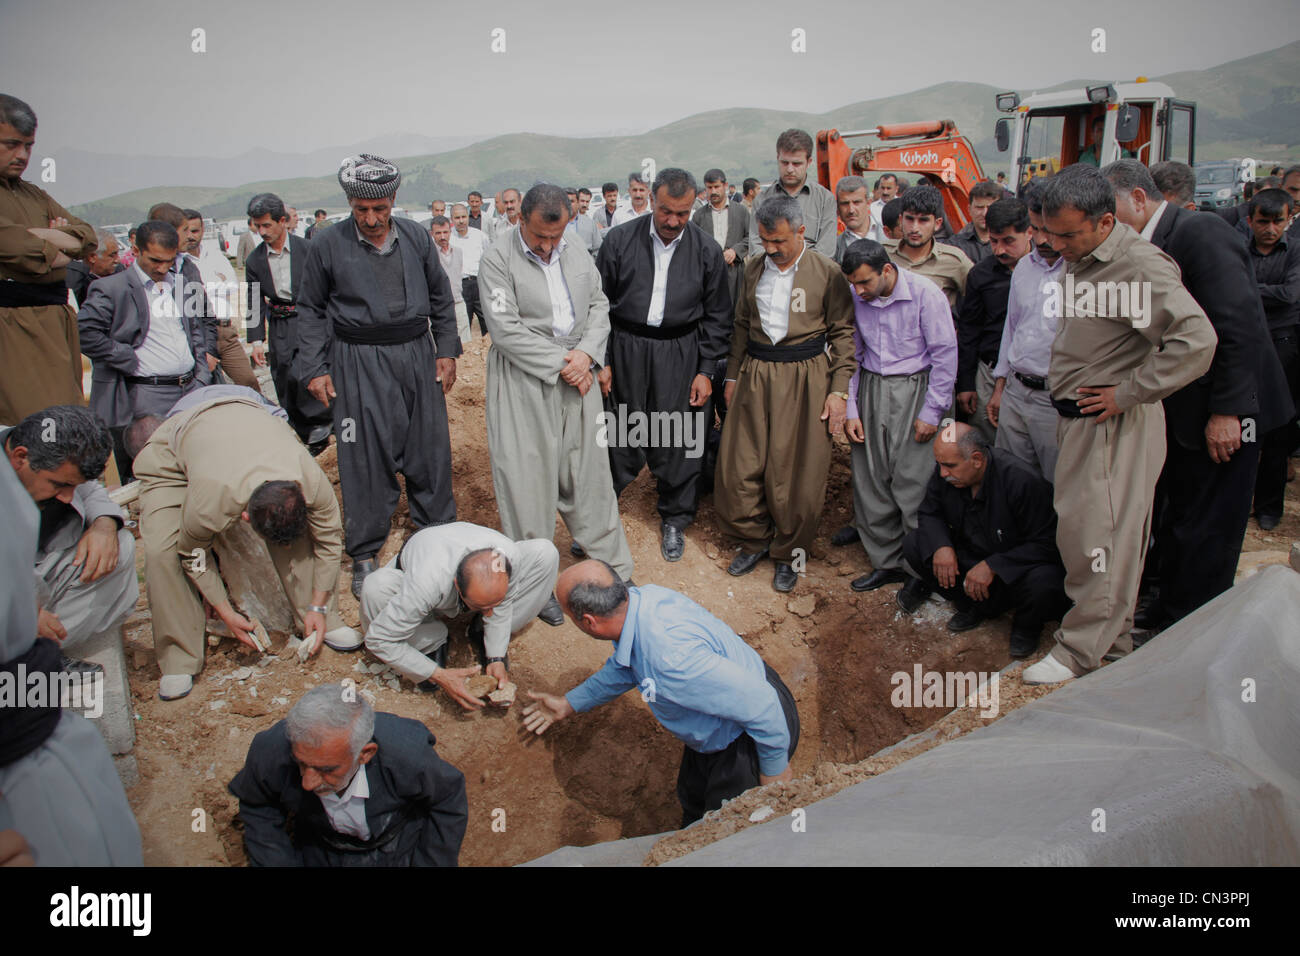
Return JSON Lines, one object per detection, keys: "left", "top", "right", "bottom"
{"left": 78, "top": 626, "right": 135, "bottom": 756}
{"left": 213, "top": 520, "right": 294, "bottom": 634}
{"left": 113, "top": 754, "right": 140, "bottom": 789}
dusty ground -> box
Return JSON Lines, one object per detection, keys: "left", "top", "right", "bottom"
{"left": 116, "top": 336, "right": 1300, "bottom": 867}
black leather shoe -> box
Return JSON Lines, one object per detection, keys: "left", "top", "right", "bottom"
{"left": 772, "top": 562, "right": 797, "bottom": 592}
{"left": 538, "top": 594, "right": 564, "bottom": 626}
{"left": 1258, "top": 513, "right": 1281, "bottom": 531}
{"left": 850, "top": 568, "right": 905, "bottom": 592}
{"left": 947, "top": 608, "right": 984, "bottom": 632}
{"left": 1009, "top": 630, "right": 1039, "bottom": 659}
{"left": 661, "top": 523, "right": 685, "bottom": 562}
{"left": 350, "top": 557, "right": 376, "bottom": 599}
{"left": 830, "top": 525, "right": 859, "bottom": 547}
{"left": 728, "top": 548, "right": 768, "bottom": 576}
{"left": 570, "top": 541, "right": 586, "bottom": 557}
{"left": 896, "top": 576, "right": 933, "bottom": 613}
{"left": 1133, "top": 600, "right": 1167, "bottom": 631}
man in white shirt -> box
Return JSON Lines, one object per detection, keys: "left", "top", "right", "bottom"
{"left": 488, "top": 187, "right": 522, "bottom": 241}
{"left": 868, "top": 174, "right": 900, "bottom": 242}
{"left": 450, "top": 203, "right": 491, "bottom": 336}
{"left": 612, "top": 172, "right": 651, "bottom": 226}
{"left": 833, "top": 175, "right": 874, "bottom": 263}
{"left": 430, "top": 215, "right": 470, "bottom": 343}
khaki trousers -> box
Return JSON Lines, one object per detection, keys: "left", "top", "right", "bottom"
{"left": 216, "top": 323, "right": 260, "bottom": 390}
{"left": 715, "top": 352, "right": 832, "bottom": 562}
{"left": 1048, "top": 402, "right": 1165, "bottom": 674}
{"left": 0, "top": 303, "right": 84, "bottom": 423}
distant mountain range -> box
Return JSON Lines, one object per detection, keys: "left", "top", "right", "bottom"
{"left": 68, "top": 41, "right": 1300, "bottom": 227}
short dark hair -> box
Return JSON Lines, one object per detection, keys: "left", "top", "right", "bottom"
{"left": 880, "top": 173, "right": 898, "bottom": 186}
{"left": 135, "top": 219, "right": 179, "bottom": 252}
{"left": 520, "top": 183, "right": 571, "bottom": 224}
{"left": 899, "top": 184, "right": 944, "bottom": 219}
{"left": 147, "top": 202, "right": 185, "bottom": 228}
{"left": 970, "top": 181, "right": 1002, "bottom": 203}
{"left": 627, "top": 171, "right": 647, "bottom": 187}
{"left": 1023, "top": 178, "right": 1051, "bottom": 215}
{"left": 985, "top": 197, "right": 1030, "bottom": 234}
{"left": 564, "top": 187, "right": 577, "bottom": 198}
{"left": 247, "top": 480, "right": 309, "bottom": 546}
{"left": 430, "top": 215, "right": 450, "bottom": 228}
{"left": 742, "top": 177, "right": 760, "bottom": 197}
{"left": 0, "top": 94, "right": 37, "bottom": 136}
{"left": 835, "top": 175, "right": 869, "bottom": 197}
{"left": 567, "top": 561, "right": 628, "bottom": 618}
{"left": 703, "top": 168, "right": 727, "bottom": 185}
{"left": 651, "top": 167, "right": 697, "bottom": 200}
{"left": 775, "top": 128, "right": 814, "bottom": 160}
{"left": 1149, "top": 160, "right": 1196, "bottom": 206}
{"left": 181, "top": 208, "right": 202, "bottom": 223}
{"left": 840, "top": 239, "right": 891, "bottom": 275}
{"left": 602, "top": 182, "right": 618, "bottom": 194}
{"left": 577, "top": 187, "right": 592, "bottom": 198}
{"left": 1249, "top": 187, "right": 1293, "bottom": 220}
{"left": 1041, "top": 164, "right": 1115, "bottom": 222}
{"left": 1282, "top": 165, "right": 1300, "bottom": 184}
{"left": 5, "top": 405, "right": 111, "bottom": 480}
{"left": 454, "top": 547, "right": 513, "bottom": 595}
{"left": 881, "top": 197, "right": 904, "bottom": 229}
{"left": 1101, "top": 158, "right": 1160, "bottom": 201}
{"left": 468, "top": 190, "right": 482, "bottom": 200}
{"left": 313, "top": 208, "right": 326, "bottom": 218}
{"left": 755, "top": 194, "right": 803, "bottom": 231}
{"left": 247, "top": 192, "right": 287, "bottom": 221}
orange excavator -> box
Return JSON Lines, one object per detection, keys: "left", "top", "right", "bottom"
{"left": 816, "top": 120, "right": 988, "bottom": 231}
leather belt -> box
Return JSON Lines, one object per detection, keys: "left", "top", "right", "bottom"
{"left": 1014, "top": 371, "right": 1047, "bottom": 391}
{"left": 1052, "top": 395, "right": 1094, "bottom": 418}
{"left": 128, "top": 370, "right": 195, "bottom": 387}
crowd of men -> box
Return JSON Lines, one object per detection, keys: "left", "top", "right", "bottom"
{"left": 3, "top": 85, "right": 1300, "bottom": 866}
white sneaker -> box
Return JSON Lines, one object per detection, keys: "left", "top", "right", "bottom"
{"left": 324, "top": 626, "right": 363, "bottom": 652}
{"left": 1021, "top": 654, "right": 1076, "bottom": 685}
{"left": 159, "top": 674, "right": 193, "bottom": 700}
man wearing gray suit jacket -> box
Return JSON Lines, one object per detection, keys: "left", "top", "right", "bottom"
{"left": 691, "top": 168, "right": 750, "bottom": 309}
{"left": 478, "top": 184, "right": 634, "bottom": 598}
{"left": 77, "top": 220, "right": 212, "bottom": 480}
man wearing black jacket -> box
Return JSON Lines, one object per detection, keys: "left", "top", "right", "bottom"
{"left": 244, "top": 192, "right": 333, "bottom": 454}
{"left": 898, "top": 424, "right": 1067, "bottom": 659}
{"left": 596, "top": 168, "right": 732, "bottom": 561}
{"left": 1103, "top": 161, "right": 1294, "bottom": 631}
{"left": 229, "top": 684, "right": 467, "bottom": 866}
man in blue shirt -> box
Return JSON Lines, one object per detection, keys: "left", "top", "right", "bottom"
{"left": 523, "top": 560, "right": 799, "bottom": 826}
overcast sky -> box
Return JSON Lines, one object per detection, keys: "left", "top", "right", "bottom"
{"left": 5, "top": 0, "right": 1299, "bottom": 157}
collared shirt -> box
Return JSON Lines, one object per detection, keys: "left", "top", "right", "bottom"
{"left": 611, "top": 203, "right": 650, "bottom": 227}
{"left": 264, "top": 234, "right": 292, "bottom": 299}
{"left": 994, "top": 246, "right": 1066, "bottom": 380}
{"left": 754, "top": 242, "right": 807, "bottom": 345}
{"left": 132, "top": 262, "right": 196, "bottom": 376}
{"left": 710, "top": 204, "right": 730, "bottom": 247}
{"left": 1249, "top": 234, "right": 1300, "bottom": 334}
{"left": 646, "top": 225, "right": 684, "bottom": 327}
{"left": 1140, "top": 200, "right": 1169, "bottom": 241}
{"left": 752, "top": 179, "right": 838, "bottom": 256}
{"left": 564, "top": 585, "right": 791, "bottom": 776}
{"left": 847, "top": 268, "right": 958, "bottom": 426}
{"left": 317, "top": 764, "right": 371, "bottom": 841}
{"left": 517, "top": 229, "right": 576, "bottom": 337}
{"left": 449, "top": 225, "right": 489, "bottom": 277}
{"left": 436, "top": 242, "right": 464, "bottom": 302}
{"left": 868, "top": 199, "right": 886, "bottom": 242}
{"left": 883, "top": 239, "right": 973, "bottom": 312}
{"left": 955, "top": 256, "right": 1014, "bottom": 392}
{"left": 354, "top": 221, "right": 398, "bottom": 256}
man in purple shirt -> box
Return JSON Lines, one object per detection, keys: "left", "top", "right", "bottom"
{"left": 841, "top": 239, "right": 958, "bottom": 592}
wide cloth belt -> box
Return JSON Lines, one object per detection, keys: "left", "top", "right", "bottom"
{"left": 611, "top": 317, "right": 698, "bottom": 341}
{"left": 0, "top": 638, "right": 63, "bottom": 768}
{"left": 128, "top": 370, "right": 195, "bottom": 387}
{"left": 1052, "top": 395, "right": 1097, "bottom": 418}
{"left": 334, "top": 317, "right": 430, "bottom": 345}
{"left": 0, "top": 279, "right": 68, "bottom": 308}
{"left": 1014, "top": 371, "right": 1047, "bottom": 390}
{"left": 746, "top": 334, "right": 827, "bottom": 363}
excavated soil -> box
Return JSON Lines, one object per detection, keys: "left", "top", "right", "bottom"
{"left": 117, "top": 336, "right": 1300, "bottom": 867}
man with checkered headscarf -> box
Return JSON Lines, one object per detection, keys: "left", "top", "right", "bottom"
{"left": 297, "top": 154, "right": 462, "bottom": 599}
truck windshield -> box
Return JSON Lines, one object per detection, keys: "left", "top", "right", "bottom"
{"left": 1018, "top": 113, "right": 1065, "bottom": 184}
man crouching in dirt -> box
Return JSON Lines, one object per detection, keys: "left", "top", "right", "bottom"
{"left": 229, "top": 683, "right": 467, "bottom": 866}
{"left": 523, "top": 560, "right": 800, "bottom": 827}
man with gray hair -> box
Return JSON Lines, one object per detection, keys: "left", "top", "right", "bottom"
{"left": 714, "top": 194, "right": 855, "bottom": 591}
{"left": 65, "top": 228, "right": 123, "bottom": 307}
{"left": 612, "top": 172, "right": 651, "bottom": 226}
{"left": 832, "top": 175, "right": 873, "bottom": 264}
{"left": 2, "top": 405, "right": 137, "bottom": 670}
{"left": 228, "top": 683, "right": 467, "bottom": 866}
{"left": 478, "top": 183, "right": 634, "bottom": 611}
{"left": 297, "top": 154, "right": 461, "bottom": 599}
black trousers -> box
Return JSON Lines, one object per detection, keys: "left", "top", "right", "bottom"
{"left": 1155, "top": 434, "right": 1260, "bottom": 625}
{"left": 607, "top": 325, "right": 712, "bottom": 529}
{"left": 331, "top": 333, "right": 456, "bottom": 560}
{"left": 676, "top": 663, "right": 800, "bottom": 828}
{"left": 266, "top": 313, "right": 332, "bottom": 444}
{"left": 901, "top": 531, "right": 1068, "bottom": 637}
{"left": 461, "top": 276, "right": 486, "bottom": 336}
{"left": 1255, "top": 333, "right": 1300, "bottom": 518}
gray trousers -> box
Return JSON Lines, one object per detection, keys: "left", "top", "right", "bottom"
{"left": 969, "top": 360, "right": 998, "bottom": 444}
{"left": 37, "top": 528, "right": 139, "bottom": 655}
{"left": 850, "top": 370, "right": 936, "bottom": 571}
{"left": 360, "top": 539, "right": 557, "bottom": 682}
{"left": 994, "top": 375, "right": 1060, "bottom": 483}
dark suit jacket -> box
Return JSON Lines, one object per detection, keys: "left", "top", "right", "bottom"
{"left": 1148, "top": 204, "right": 1294, "bottom": 448}
{"left": 912, "top": 452, "right": 1062, "bottom": 585}
{"left": 77, "top": 266, "right": 213, "bottom": 427}
{"left": 244, "top": 234, "right": 310, "bottom": 343}
{"left": 66, "top": 261, "right": 124, "bottom": 308}
{"left": 691, "top": 202, "right": 749, "bottom": 263}
{"left": 228, "top": 712, "right": 467, "bottom": 867}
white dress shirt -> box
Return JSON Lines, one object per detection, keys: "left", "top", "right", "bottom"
{"left": 868, "top": 199, "right": 886, "bottom": 242}
{"left": 611, "top": 203, "right": 650, "bottom": 227}
{"left": 1140, "top": 200, "right": 1169, "bottom": 241}
{"left": 710, "top": 205, "right": 730, "bottom": 247}
{"left": 450, "top": 226, "right": 490, "bottom": 277}
{"left": 647, "top": 224, "right": 684, "bottom": 328}
{"left": 754, "top": 243, "right": 807, "bottom": 345}
{"left": 518, "top": 229, "right": 576, "bottom": 337}
{"left": 132, "top": 263, "right": 196, "bottom": 377}
{"left": 317, "top": 763, "right": 371, "bottom": 841}
{"left": 263, "top": 235, "right": 292, "bottom": 298}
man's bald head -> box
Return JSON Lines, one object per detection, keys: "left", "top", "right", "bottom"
{"left": 455, "top": 548, "right": 512, "bottom": 614}
{"left": 557, "top": 559, "right": 627, "bottom": 638}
